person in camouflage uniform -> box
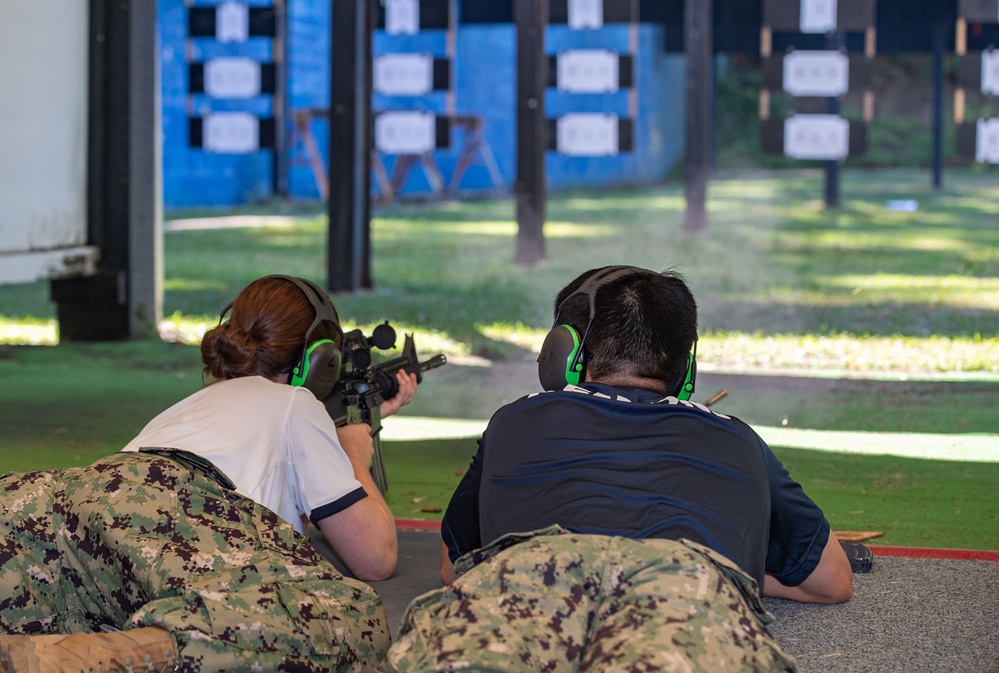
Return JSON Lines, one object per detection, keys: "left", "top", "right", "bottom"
{"left": 0, "top": 450, "right": 390, "bottom": 672}
{"left": 391, "top": 266, "right": 852, "bottom": 672}
{"left": 1, "top": 275, "right": 415, "bottom": 672}
{"left": 390, "top": 528, "right": 797, "bottom": 673}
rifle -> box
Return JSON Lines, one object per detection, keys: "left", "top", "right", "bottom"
{"left": 320, "top": 321, "right": 446, "bottom": 493}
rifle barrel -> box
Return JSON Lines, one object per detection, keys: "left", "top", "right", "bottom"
{"left": 420, "top": 354, "right": 447, "bottom": 372}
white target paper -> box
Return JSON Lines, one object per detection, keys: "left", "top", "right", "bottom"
{"left": 375, "top": 111, "right": 436, "bottom": 154}
{"left": 203, "top": 112, "right": 259, "bottom": 153}
{"left": 976, "top": 118, "right": 999, "bottom": 164}
{"left": 204, "top": 58, "right": 261, "bottom": 99}
{"left": 216, "top": 2, "right": 249, "bottom": 43}
{"left": 386, "top": 0, "right": 419, "bottom": 35}
{"left": 784, "top": 114, "right": 849, "bottom": 160}
{"left": 783, "top": 50, "right": 849, "bottom": 97}
{"left": 568, "top": 0, "right": 603, "bottom": 30}
{"left": 981, "top": 50, "right": 999, "bottom": 95}
{"left": 800, "top": 0, "right": 837, "bottom": 33}
{"left": 374, "top": 53, "right": 434, "bottom": 96}
{"left": 557, "top": 113, "right": 619, "bottom": 156}
{"left": 557, "top": 50, "right": 619, "bottom": 93}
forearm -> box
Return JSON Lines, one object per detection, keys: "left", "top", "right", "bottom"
{"left": 763, "top": 531, "right": 853, "bottom": 604}
{"left": 763, "top": 574, "right": 838, "bottom": 603}
{"left": 440, "top": 541, "right": 457, "bottom": 585}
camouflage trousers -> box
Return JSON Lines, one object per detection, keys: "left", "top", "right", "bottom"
{"left": 389, "top": 527, "right": 798, "bottom": 673}
{"left": 0, "top": 451, "right": 391, "bottom": 672}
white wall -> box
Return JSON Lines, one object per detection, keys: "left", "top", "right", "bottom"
{"left": 0, "top": 2, "right": 97, "bottom": 284}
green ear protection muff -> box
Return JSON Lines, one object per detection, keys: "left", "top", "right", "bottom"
{"left": 277, "top": 276, "right": 344, "bottom": 400}
{"left": 219, "top": 275, "right": 344, "bottom": 400}
{"left": 537, "top": 266, "right": 697, "bottom": 399}
{"left": 538, "top": 323, "right": 585, "bottom": 390}
{"left": 677, "top": 343, "right": 696, "bottom": 401}
{"left": 289, "top": 335, "right": 341, "bottom": 396}
{"left": 538, "top": 266, "right": 644, "bottom": 391}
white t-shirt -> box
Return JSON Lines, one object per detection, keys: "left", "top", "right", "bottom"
{"left": 121, "top": 376, "right": 364, "bottom": 532}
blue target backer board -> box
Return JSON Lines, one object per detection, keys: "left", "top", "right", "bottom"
{"left": 162, "top": 0, "right": 275, "bottom": 207}
{"left": 159, "top": 0, "right": 684, "bottom": 208}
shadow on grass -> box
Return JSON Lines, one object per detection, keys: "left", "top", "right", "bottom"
{"left": 4, "top": 173, "right": 998, "bottom": 354}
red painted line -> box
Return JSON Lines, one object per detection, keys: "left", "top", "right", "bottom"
{"left": 396, "top": 518, "right": 442, "bottom": 532}
{"left": 867, "top": 545, "right": 999, "bottom": 562}
{"left": 393, "top": 523, "right": 999, "bottom": 562}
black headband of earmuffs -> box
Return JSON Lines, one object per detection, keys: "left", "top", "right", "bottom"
{"left": 219, "top": 275, "right": 344, "bottom": 399}
{"left": 537, "top": 266, "right": 696, "bottom": 399}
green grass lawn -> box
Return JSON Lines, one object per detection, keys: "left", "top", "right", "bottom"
{"left": 1, "top": 168, "right": 997, "bottom": 550}
{"left": 2, "top": 341, "right": 994, "bottom": 550}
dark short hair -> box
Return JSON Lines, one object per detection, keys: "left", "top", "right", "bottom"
{"left": 553, "top": 266, "right": 698, "bottom": 394}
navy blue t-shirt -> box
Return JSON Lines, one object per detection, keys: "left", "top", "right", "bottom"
{"left": 441, "top": 383, "right": 830, "bottom": 588}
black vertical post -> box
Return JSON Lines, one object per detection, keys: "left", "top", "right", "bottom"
{"left": 710, "top": 49, "right": 717, "bottom": 171}
{"left": 682, "top": 0, "right": 712, "bottom": 232}
{"left": 328, "top": 0, "right": 373, "bottom": 292}
{"left": 824, "top": 30, "right": 843, "bottom": 209}
{"left": 932, "top": 21, "right": 945, "bottom": 190}
{"left": 273, "top": 0, "right": 288, "bottom": 197}
{"left": 52, "top": 0, "right": 161, "bottom": 341}
{"left": 514, "top": 0, "right": 547, "bottom": 266}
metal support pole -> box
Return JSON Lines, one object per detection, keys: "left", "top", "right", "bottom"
{"left": 52, "top": 0, "right": 161, "bottom": 341}
{"left": 824, "top": 30, "right": 843, "bottom": 210}
{"left": 513, "top": 0, "right": 547, "bottom": 265}
{"left": 447, "top": 0, "right": 457, "bottom": 117}
{"left": 273, "top": 0, "right": 288, "bottom": 197}
{"left": 932, "top": 21, "right": 945, "bottom": 190}
{"left": 328, "top": 0, "right": 373, "bottom": 291}
{"left": 682, "top": 0, "right": 712, "bottom": 232}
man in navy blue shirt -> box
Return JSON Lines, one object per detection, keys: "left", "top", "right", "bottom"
{"left": 387, "top": 266, "right": 852, "bottom": 673}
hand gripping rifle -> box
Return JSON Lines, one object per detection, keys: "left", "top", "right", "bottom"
{"left": 320, "top": 321, "right": 446, "bottom": 493}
